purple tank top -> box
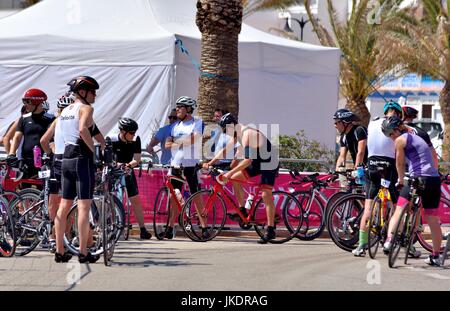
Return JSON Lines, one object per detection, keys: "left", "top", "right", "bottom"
{"left": 402, "top": 133, "right": 438, "bottom": 177}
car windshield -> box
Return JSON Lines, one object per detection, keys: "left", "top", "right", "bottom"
{"left": 413, "top": 122, "right": 443, "bottom": 139}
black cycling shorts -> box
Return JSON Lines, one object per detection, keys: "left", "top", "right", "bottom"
{"left": 62, "top": 145, "right": 95, "bottom": 200}
{"left": 365, "top": 157, "right": 398, "bottom": 203}
{"left": 399, "top": 176, "right": 441, "bottom": 209}
{"left": 49, "top": 154, "right": 63, "bottom": 195}
{"left": 125, "top": 170, "right": 139, "bottom": 198}
{"left": 170, "top": 166, "right": 200, "bottom": 195}
{"left": 244, "top": 161, "right": 279, "bottom": 187}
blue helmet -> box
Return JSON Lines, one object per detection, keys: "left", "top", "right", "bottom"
{"left": 383, "top": 101, "right": 402, "bottom": 115}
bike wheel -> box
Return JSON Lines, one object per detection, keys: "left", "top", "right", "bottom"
{"left": 254, "top": 191, "right": 303, "bottom": 244}
{"left": 103, "top": 194, "right": 116, "bottom": 266}
{"left": 368, "top": 197, "right": 382, "bottom": 259}
{"left": 0, "top": 196, "right": 16, "bottom": 257}
{"left": 327, "top": 193, "right": 365, "bottom": 252}
{"left": 405, "top": 207, "right": 421, "bottom": 265}
{"left": 153, "top": 187, "right": 171, "bottom": 240}
{"left": 325, "top": 191, "right": 348, "bottom": 219}
{"left": 290, "top": 191, "right": 325, "bottom": 241}
{"left": 388, "top": 207, "right": 408, "bottom": 268}
{"left": 181, "top": 189, "right": 226, "bottom": 242}
{"left": 9, "top": 192, "right": 42, "bottom": 256}
{"left": 416, "top": 206, "right": 447, "bottom": 253}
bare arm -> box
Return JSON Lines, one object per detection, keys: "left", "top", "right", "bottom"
{"left": 79, "top": 105, "right": 95, "bottom": 153}
{"left": 3, "top": 120, "right": 19, "bottom": 154}
{"left": 146, "top": 136, "right": 160, "bottom": 152}
{"left": 395, "top": 137, "right": 407, "bottom": 184}
{"left": 355, "top": 139, "right": 367, "bottom": 166}
{"left": 9, "top": 131, "right": 23, "bottom": 156}
{"left": 431, "top": 147, "right": 439, "bottom": 169}
{"left": 336, "top": 147, "right": 348, "bottom": 170}
{"left": 40, "top": 120, "right": 57, "bottom": 154}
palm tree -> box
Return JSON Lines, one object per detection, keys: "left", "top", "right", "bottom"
{"left": 304, "top": 0, "right": 405, "bottom": 125}
{"left": 196, "top": 0, "right": 243, "bottom": 123}
{"left": 383, "top": 1, "right": 450, "bottom": 161}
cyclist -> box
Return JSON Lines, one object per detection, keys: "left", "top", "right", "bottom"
{"left": 146, "top": 108, "right": 178, "bottom": 165}
{"left": 54, "top": 75, "right": 100, "bottom": 263}
{"left": 333, "top": 108, "right": 368, "bottom": 170}
{"left": 402, "top": 105, "right": 439, "bottom": 168}
{"left": 6, "top": 89, "right": 55, "bottom": 186}
{"left": 351, "top": 101, "right": 409, "bottom": 256}
{"left": 111, "top": 117, "right": 152, "bottom": 239}
{"left": 382, "top": 116, "right": 443, "bottom": 266}
{"left": 164, "top": 96, "right": 206, "bottom": 239}
{"left": 211, "top": 113, "right": 280, "bottom": 244}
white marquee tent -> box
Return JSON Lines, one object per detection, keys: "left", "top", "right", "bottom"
{"left": 0, "top": 0, "right": 340, "bottom": 151}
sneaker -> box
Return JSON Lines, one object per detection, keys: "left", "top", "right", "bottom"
{"left": 78, "top": 252, "right": 100, "bottom": 264}
{"left": 201, "top": 228, "right": 211, "bottom": 240}
{"left": 140, "top": 228, "right": 152, "bottom": 240}
{"left": 54, "top": 252, "right": 73, "bottom": 263}
{"left": 0, "top": 239, "right": 12, "bottom": 253}
{"left": 159, "top": 227, "right": 174, "bottom": 240}
{"left": 228, "top": 207, "right": 247, "bottom": 222}
{"left": 49, "top": 240, "right": 56, "bottom": 254}
{"left": 352, "top": 244, "right": 367, "bottom": 257}
{"left": 383, "top": 241, "right": 391, "bottom": 254}
{"left": 407, "top": 245, "right": 421, "bottom": 258}
{"left": 257, "top": 229, "right": 276, "bottom": 244}
{"left": 425, "top": 255, "right": 441, "bottom": 267}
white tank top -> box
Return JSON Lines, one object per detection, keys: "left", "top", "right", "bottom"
{"left": 367, "top": 118, "right": 395, "bottom": 159}
{"left": 58, "top": 102, "right": 81, "bottom": 146}
{"left": 53, "top": 118, "right": 66, "bottom": 155}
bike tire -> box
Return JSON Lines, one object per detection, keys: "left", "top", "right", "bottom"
{"left": 326, "top": 193, "right": 365, "bottom": 252}
{"left": 0, "top": 195, "right": 16, "bottom": 257}
{"left": 388, "top": 207, "right": 408, "bottom": 268}
{"left": 103, "top": 194, "right": 115, "bottom": 266}
{"left": 290, "top": 191, "right": 325, "bottom": 241}
{"left": 368, "top": 197, "right": 382, "bottom": 259}
{"left": 181, "top": 189, "right": 226, "bottom": 242}
{"left": 254, "top": 191, "right": 303, "bottom": 244}
{"left": 153, "top": 187, "right": 171, "bottom": 240}
{"left": 405, "top": 207, "right": 421, "bottom": 265}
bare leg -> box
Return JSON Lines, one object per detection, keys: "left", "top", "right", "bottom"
{"left": 48, "top": 194, "right": 61, "bottom": 240}
{"left": 261, "top": 188, "right": 275, "bottom": 227}
{"left": 77, "top": 199, "right": 92, "bottom": 256}
{"left": 55, "top": 199, "right": 73, "bottom": 254}
{"left": 129, "top": 195, "right": 145, "bottom": 228}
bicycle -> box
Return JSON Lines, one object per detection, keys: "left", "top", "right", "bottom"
{"left": 367, "top": 165, "right": 395, "bottom": 259}
{"left": 286, "top": 170, "right": 340, "bottom": 241}
{"left": 388, "top": 176, "right": 426, "bottom": 268}
{"left": 326, "top": 170, "right": 366, "bottom": 252}
{"left": 8, "top": 154, "right": 54, "bottom": 256}
{"left": 152, "top": 163, "right": 192, "bottom": 240}
{"left": 181, "top": 166, "right": 304, "bottom": 243}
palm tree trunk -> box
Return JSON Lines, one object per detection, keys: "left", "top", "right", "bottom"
{"left": 439, "top": 80, "right": 450, "bottom": 162}
{"left": 196, "top": 0, "right": 242, "bottom": 123}
{"left": 346, "top": 98, "right": 371, "bottom": 127}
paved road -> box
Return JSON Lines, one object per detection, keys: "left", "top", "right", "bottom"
{"left": 1, "top": 237, "right": 449, "bottom": 291}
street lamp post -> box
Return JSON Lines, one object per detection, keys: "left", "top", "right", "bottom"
{"left": 283, "top": 16, "right": 310, "bottom": 41}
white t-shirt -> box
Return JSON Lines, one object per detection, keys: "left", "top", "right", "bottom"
{"left": 170, "top": 117, "right": 203, "bottom": 167}
{"left": 367, "top": 117, "right": 395, "bottom": 159}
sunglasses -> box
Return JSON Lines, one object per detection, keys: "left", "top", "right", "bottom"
{"left": 168, "top": 116, "right": 177, "bottom": 120}
{"left": 127, "top": 131, "right": 136, "bottom": 135}
{"left": 22, "top": 99, "right": 34, "bottom": 105}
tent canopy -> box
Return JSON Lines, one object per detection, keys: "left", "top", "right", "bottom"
{"left": 0, "top": 0, "right": 340, "bottom": 151}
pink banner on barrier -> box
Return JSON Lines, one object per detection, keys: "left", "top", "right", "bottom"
{"left": 133, "top": 169, "right": 450, "bottom": 225}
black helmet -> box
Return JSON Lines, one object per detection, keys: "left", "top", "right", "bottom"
{"left": 57, "top": 92, "right": 75, "bottom": 109}
{"left": 381, "top": 116, "right": 403, "bottom": 138}
{"left": 333, "top": 109, "right": 358, "bottom": 123}
{"left": 402, "top": 106, "right": 418, "bottom": 119}
{"left": 219, "top": 113, "right": 237, "bottom": 128}
{"left": 67, "top": 76, "right": 99, "bottom": 92}
{"left": 118, "top": 117, "right": 138, "bottom": 132}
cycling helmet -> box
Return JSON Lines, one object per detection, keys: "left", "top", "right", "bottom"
{"left": 383, "top": 100, "right": 402, "bottom": 115}
{"left": 402, "top": 106, "right": 418, "bottom": 119}
{"left": 219, "top": 113, "right": 237, "bottom": 128}
{"left": 118, "top": 117, "right": 138, "bottom": 132}
{"left": 22, "top": 88, "right": 47, "bottom": 105}
{"left": 175, "top": 96, "right": 197, "bottom": 109}
{"left": 67, "top": 76, "right": 99, "bottom": 92}
{"left": 381, "top": 116, "right": 403, "bottom": 138}
{"left": 333, "top": 109, "right": 358, "bottom": 123}
{"left": 57, "top": 92, "right": 75, "bottom": 109}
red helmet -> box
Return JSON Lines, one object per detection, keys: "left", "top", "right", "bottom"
{"left": 22, "top": 88, "right": 47, "bottom": 105}
{"left": 402, "top": 106, "right": 418, "bottom": 119}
